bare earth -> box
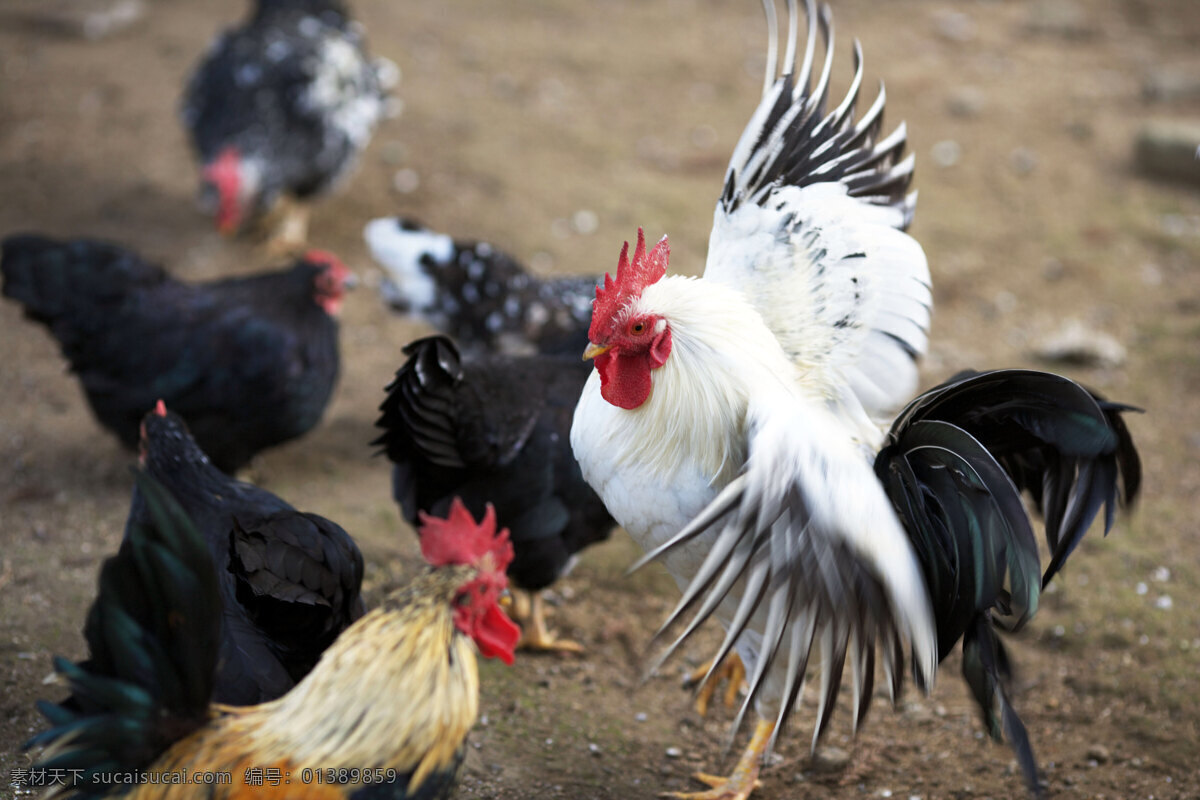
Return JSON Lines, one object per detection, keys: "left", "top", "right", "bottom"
{"left": 2, "top": 1, "right": 1199, "bottom": 798}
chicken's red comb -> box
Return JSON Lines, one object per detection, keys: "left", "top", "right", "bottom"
{"left": 588, "top": 228, "right": 669, "bottom": 342}
{"left": 154, "top": 399, "right": 167, "bottom": 417}
{"left": 419, "top": 499, "right": 514, "bottom": 574}
{"left": 303, "top": 249, "right": 348, "bottom": 273}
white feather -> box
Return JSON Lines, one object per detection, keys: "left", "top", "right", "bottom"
{"left": 705, "top": 181, "right": 931, "bottom": 423}
{"left": 363, "top": 218, "right": 452, "bottom": 313}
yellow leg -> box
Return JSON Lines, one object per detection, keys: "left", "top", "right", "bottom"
{"left": 265, "top": 198, "right": 310, "bottom": 256}
{"left": 660, "top": 717, "right": 773, "bottom": 800}
{"left": 686, "top": 653, "right": 746, "bottom": 716}
{"left": 513, "top": 589, "right": 584, "bottom": 654}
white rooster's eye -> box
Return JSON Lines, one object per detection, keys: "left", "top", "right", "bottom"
{"left": 631, "top": 321, "right": 646, "bottom": 335}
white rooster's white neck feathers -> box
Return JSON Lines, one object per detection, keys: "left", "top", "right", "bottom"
{"left": 595, "top": 275, "right": 811, "bottom": 484}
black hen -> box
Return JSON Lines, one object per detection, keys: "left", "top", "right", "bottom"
{"left": 133, "top": 402, "right": 365, "bottom": 704}
{"left": 875, "top": 368, "right": 1141, "bottom": 793}
{"left": 182, "top": 0, "right": 394, "bottom": 244}
{"left": 1, "top": 234, "right": 349, "bottom": 472}
{"left": 374, "top": 334, "right": 614, "bottom": 652}
{"left": 364, "top": 217, "right": 598, "bottom": 357}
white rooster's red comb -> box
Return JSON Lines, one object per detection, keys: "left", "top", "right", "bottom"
{"left": 588, "top": 228, "right": 669, "bottom": 341}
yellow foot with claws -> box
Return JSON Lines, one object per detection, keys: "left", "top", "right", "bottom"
{"left": 659, "top": 771, "right": 763, "bottom": 800}
{"left": 511, "top": 589, "right": 583, "bottom": 654}
{"left": 659, "top": 718, "right": 773, "bottom": 800}
{"left": 685, "top": 653, "right": 746, "bottom": 716}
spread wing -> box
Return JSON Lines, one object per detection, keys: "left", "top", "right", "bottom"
{"left": 703, "top": 0, "right": 930, "bottom": 422}
{"left": 631, "top": 395, "right": 937, "bottom": 752}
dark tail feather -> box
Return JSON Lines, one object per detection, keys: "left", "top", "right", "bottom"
{"left": 893, "top": 369, "right": 1141, "bottom": 587}
{"left": 882, "top": 368, "right": 1140, "bottom": 796}
{"left": 26, "top": 471, "right": 220, "bottom": 787}
{"left": 875, "top": 417, "right": 1042, "bottom": 652}
{"left": 373, "top": 334, "right": 466, "bottom": 470}
{"left": 962, "top": 616, "right": 1041, "bottom": 797}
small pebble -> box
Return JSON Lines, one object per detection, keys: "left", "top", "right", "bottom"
{"left": 571, "top": 209, "right": 599, "bottom": 235}
{"left": 380, "top": 140, "right": 407, "bottom": 165}
{"left": 946, "top": 86, "right": 985, "bottom": 118}
{"left": 811, "top": 746, "right": 851, "bottom": 771}
{"left": 1010, "top": 147, "right": 1038, "bottom": 175}
{"left": 1032, "top": 319, "right": 1126, "bottom": 368}
{"left": 934, "top": 10, "right": 975, "bottom": 42}
{"left": 665, "top": 747, "right": 683, "bottom": 759}
{"left": 391, "top": 168, "right": 419, "bottom": 194}
{"left": 931, "top": 140, "right": 961, "bottom": 168}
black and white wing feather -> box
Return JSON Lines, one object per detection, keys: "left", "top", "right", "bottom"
{"left": 703, "top": 0, "right": 930, "bottom": 424}
{"left": 632, "top": 397, "right": 938, "bottom": 752}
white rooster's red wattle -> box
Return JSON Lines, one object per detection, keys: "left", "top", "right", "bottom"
{"left": 570, "top": 1, "right": 1141, "bottom": 798}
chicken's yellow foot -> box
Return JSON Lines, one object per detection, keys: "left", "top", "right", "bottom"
{"left": 659, "top": 718, "right": 773, "bottom": 800}
{"left": 511, "top": 589, "right": 583, "bottom": 654}
{"left": 685, "top": 653, "right": 746, "bottom": 716}
{"left": 264, "top": 197, "right": 311, "bottom": 256}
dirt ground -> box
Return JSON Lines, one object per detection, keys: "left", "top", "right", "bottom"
{"left": 2, "top": 0, "right": 1199, "bottom": 797}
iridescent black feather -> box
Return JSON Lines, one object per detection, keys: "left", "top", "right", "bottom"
{"left": 28, "top": 472, "right": 220, "bottom": 795}
{"left": 876, "top": 368, "right": 1141, "bottom": 794}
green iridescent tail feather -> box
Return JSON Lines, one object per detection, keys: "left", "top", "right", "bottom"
{"left": 27, "top": 470, "right": 221, "bottom": 794}
{"left": 877, "top": 368, "right": 1141, "bottom": 796}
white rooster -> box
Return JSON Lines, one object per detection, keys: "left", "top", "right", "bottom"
{"left": 571, "top": 1, "right": 1141, "bottom": 798}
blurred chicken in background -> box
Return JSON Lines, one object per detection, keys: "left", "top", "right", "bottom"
{"left": 182, "top": 0, "right": 397, "bottom": 251}
{"left": 365, "top": 217, "right": 598, "bottom": 357}
{"left": 1, "top": 234, "right": 351, "bottom": 472}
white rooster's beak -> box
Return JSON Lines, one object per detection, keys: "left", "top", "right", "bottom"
{"left": 582, "top": 343, "right": 610, "bottom": 361}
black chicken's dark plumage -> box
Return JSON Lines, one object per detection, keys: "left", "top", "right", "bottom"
{"left": 181, "top": 0, "right": 391, "bottom": 229}
{"left": 364, "top": 217, "right": 598, "bottom": 357}
{"left": 874, "top": 368, "right": 1141, "bottom": 793}
{"left": 133, "top": 406, "right": 364, "bottom": 704}
{"left": 29, "top": 470, "right": 221, "bottom": 793}
{"left": 1, "top": 234, "right": 345, "bottom": 472}
{"left": 374, "top": 335, "right": 614, "bottom": 597}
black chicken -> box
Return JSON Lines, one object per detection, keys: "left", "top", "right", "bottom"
{"left": 1, "top": 234, "right": 349, "bottom": 473}
{"left": 182, "top": 0, "right": 395, "bottom": 248}
{"left": 133, "top": 401, "right": 365, "bottom": 705}
{"left": 364, "top": 217, "right": 597, "bottom": 357}
{"left": 374, "top": 334, "right": 615, "bottom": 652}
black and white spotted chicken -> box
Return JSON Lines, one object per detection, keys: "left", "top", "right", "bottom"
{"left": 364, "top": 217, "right": 598, "bottom": 357}
{"left": 182, "top": 0, "right": 395, "bottom": 245}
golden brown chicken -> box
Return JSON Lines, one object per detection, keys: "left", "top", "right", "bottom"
{"left": 27, "top": 473, "right": 519, "bottom": 799}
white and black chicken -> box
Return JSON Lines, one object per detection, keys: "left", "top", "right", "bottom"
{"left": 570, "top": 2, "right": 1141, "bottom": 798}
{"left": 182, "top": 0, "right": 395, "bottom": 249}
{"left": 364, "top": 217, "right": 598, "bottom": 357}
